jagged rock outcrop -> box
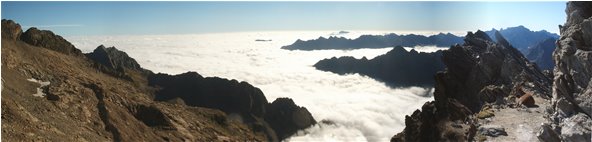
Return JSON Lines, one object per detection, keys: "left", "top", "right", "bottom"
{"left": 526, "top": 38, "right": 557, "bottom": 71}
{"left": 19, "top": 27, "right": 84, "bottom": 57}
{"left": 391, "top": 30, "right": 551, "bottom": 141}
{"left": 314, "top": 46, "right": 445, "bottom": 87}
{"left": 539, "top": 2, "right": 592, "bottom": 142}
{"left": 2, "top": 19, "right": 315, "bottom": 142}
{"left": 148, "top": 72, "right": 317, "bottom": 141}
{"left": 85, "top": 45, "right": 152, "bottom": 81}
{"left": 1, "top": 19, "right": 22, "bottom": 41}
{"left": 86, "top": 45, "right": 145, "bottom": 72}
{"left": 264, "top": 98, "right": 317, "bottom": 140}
{"left": 281, "top": 33, "right": 463, "bottom": 50}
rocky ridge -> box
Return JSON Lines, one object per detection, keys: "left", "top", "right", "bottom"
{"left": 538, "top": 2, "right": 592, "bottom": 142}
{"left": 391, "top": 30, "right": 552, "bottom": 141}
{"left": 1, "top": 19, "right": 315, "bottom": 141}
{"left": 281, "top": 33, "right": 464, "bottom": 50}
{"left": 314, "top": 46, "right": 445, "bottom": 87}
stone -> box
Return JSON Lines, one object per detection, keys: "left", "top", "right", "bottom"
{"left": 559, "top": 113, "right": 592, "bottom": 142}
{"left": 478, "top": 125, "right": 508, "bottom": 137}
{"left": 518, "top": 94, "right": 536, "bottom": 107}
{"left": 537, "top": 123, "right": 562, "bottom": 142}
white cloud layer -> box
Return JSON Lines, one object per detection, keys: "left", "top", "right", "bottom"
{"left": 67, "top": 31, "right": 438, "bottom": 142}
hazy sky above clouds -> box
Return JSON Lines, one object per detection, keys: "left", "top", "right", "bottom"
{"left": 2, "top": 1, "right": 565, "bottom": 36}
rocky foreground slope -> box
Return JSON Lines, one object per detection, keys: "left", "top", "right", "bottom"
{"left": 1, "top": 19, "right": 315, "bottom": 141}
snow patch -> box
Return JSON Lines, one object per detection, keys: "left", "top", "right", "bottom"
{"left": 27, "top": 78, "right": 50, "bottom": 97}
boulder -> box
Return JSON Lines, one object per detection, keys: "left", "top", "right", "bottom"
{"left": 517, "top": 94, "right": 536, "bottom": 107}
{"left": 478, "top": 125, "right": 508, "bottom": 137}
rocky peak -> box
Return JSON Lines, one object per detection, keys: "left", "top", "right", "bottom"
{"left": 1, "top": 19, "right": 22, "bottom": 40}
{"left": 19, "top": 27, "right": 83, "bottom": 57}
{"left": 86, "top": 45, "right": 146, "bottom": 73}
{"left": 464, "top": 30, "right": 494, "bottom": 48}
{"left": 494, "top": 31, "right": 511, "bottom": 48}
{"left": 538, "top": 2, "right": 592, "bottom": 142}
{"left": 265, "top": 98, "right": 317, "bottom": 140}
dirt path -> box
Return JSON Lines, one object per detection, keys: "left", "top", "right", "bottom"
{"left": 478, "top": 96, "right": 550, "bottom": 142}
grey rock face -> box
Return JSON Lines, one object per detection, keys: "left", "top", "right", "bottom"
{"left": 539, "top": 2, "right": 592, "bottom": 142}
{"left": 560, "top": 113, "right": 592, "bottom": 142}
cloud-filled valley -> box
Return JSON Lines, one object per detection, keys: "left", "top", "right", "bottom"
{"left": 66, "top": 31, "right": 438, "bottom": 141}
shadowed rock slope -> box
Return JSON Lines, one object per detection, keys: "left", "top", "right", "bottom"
{"left": 314, "top": 46, "right": 445, "bottom": 88}
{"left": 526, "top": 38, "right": 557, "bottom": 71}
{"left": 538, "top": 2, "right": 592, "bottom": 142}
{"left": 1, "top": 19, "right": 315, "bottom": 142}
{"left": 391, "top": 30, "right": 551, "bottom": 141}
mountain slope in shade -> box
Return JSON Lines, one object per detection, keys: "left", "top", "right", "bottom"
{"left": 526, "top": 38, "right": 557, "bottom": 71}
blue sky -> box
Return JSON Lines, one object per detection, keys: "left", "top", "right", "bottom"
{"left": 2, "top": 1, "right": 566, "bottom": 36}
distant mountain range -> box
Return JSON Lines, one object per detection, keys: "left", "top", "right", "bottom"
{"left": 288, "top": 26, "right": 558, "bottom": 71}
{"left": 485, "top": 25, "right": 559, "bottom": 54}
{"left": 281, "top": 33, "right": 463, "bottom": 50}
{"left": 312, "top": 26, "right": 559, "bottom": 88}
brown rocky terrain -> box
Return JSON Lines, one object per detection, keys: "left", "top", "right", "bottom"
{"left": 1, "top": 19, "right": 315, "bottom": 141}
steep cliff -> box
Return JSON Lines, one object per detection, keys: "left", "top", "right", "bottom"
{"left": 538, "top": 2, "right": 592, "bottom": 142}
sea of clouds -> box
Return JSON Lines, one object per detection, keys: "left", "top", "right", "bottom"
{"left": 67, "top": 31, "right": 445, "bottom": 142}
